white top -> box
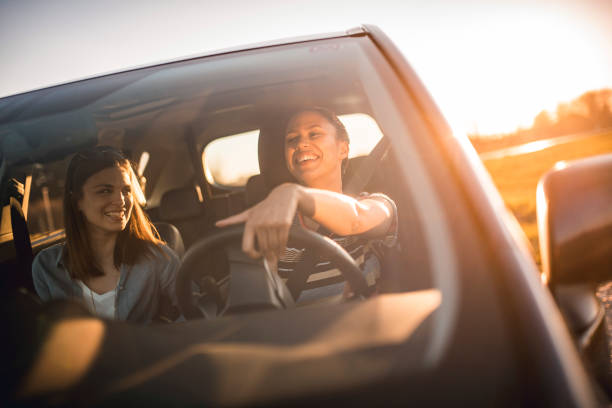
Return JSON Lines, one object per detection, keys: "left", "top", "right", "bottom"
{"left": 77, "top": 280, "right": 117, "bottom": 319}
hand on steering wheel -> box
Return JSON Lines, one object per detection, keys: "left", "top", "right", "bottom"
{"left": 215, "top": 183, "right": 302, "bottom": 269}
{"left": 175, "top": 225, "right": 371, "bottom": 320}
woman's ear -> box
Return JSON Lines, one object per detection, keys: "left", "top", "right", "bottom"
{"left": 339, "top": 141, "right": 349, "bottom": 160}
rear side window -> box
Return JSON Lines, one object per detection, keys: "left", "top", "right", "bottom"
{"left": 203, "top": 130, "right": 260, "bottom": 188}
{"left": 0, "top": 158, "right": 69, "bottom": 248}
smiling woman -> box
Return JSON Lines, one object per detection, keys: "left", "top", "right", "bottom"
{"left": 31, "top": 146, "right": 181, "bottom": 323}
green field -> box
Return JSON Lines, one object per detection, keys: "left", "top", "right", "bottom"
{"left": 481, "top": 130, "right": 612, "bottom": 265}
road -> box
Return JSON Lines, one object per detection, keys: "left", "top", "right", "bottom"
{"left": 479, "top": 128, "right": 612, "bottom": 161}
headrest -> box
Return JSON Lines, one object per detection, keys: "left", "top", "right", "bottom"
{"left": 153, "top": 222, "right": 185, "bottom": 258}
{"left": 257, "top": 122, "right": 296, "bottom": 191}
{"left": 343, "top": 156, "right": 367, "bottom": 184}
{"left": 159, "top": 186, "right": 202, "bottom": 221}
{"left": 246, "top": 174, "right": 268, "bottom": 207}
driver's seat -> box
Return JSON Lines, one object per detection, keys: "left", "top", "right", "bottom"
{"left": 246, "top": 120, "right": 297, "bottom": 206}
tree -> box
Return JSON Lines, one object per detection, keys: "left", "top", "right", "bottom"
{"left": 533, "top": 110, "right": 553, "bottom": 131}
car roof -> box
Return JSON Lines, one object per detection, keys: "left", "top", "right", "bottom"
{"left": 0, "top": 27, "right": 367, "bottom": 101}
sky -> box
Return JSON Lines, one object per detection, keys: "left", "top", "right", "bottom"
{"left": 1, "top": 0, "right": 611, "bottom": 135}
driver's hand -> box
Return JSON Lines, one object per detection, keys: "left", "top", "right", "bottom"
{"left": 216, "top": 183, "right": 302, "bottom": 266}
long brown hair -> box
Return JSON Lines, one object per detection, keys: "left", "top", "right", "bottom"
{"left": 63, "top": 146, "right": 165, "bottom": 280}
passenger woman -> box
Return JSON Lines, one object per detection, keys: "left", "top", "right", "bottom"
{"left": 32, "top": 146, "right": 180, "bottom": 323}
{"left": 217, "top": 107, "right": 397, "bottom": 299}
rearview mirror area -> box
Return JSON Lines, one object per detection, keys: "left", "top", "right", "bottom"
{"left": 537, "top": 153, "right": 612, "bottom": 288}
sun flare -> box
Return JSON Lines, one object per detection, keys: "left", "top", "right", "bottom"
{"left": 390, "top": 4, "right": 611, "bottom": 137}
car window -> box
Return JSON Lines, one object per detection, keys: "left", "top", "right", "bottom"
{"left": 0, "top": 158, "right": 69, "bottom": 246}
{"left": 27, "top": 162, "right": 66, "bottom": 241}
{"left": 203, "top": 129, "right": 260, "bottom": 188}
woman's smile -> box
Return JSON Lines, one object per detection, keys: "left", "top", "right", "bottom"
{"left": 294, "top": 151, "right": 321, "bottom": 168}
{"left": 104, "top": 209, "right": 127, "bottom": 223}
{"left": 285, "top": 110, "right": 348, "bottom": 189}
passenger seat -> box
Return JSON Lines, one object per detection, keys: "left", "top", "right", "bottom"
{"left": 153, "top": 222, "right": 185, "bottom": 258}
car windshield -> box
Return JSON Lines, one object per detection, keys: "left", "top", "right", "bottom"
{"left": 3, "top": 28, "right": 458, "bottom": 353}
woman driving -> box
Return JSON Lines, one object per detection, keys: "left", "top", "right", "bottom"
{"left": 32, "top": 146, "right": 180, "bottom": 323}
{"left": 217, "top": 107, "right": 397, "bottom": 299}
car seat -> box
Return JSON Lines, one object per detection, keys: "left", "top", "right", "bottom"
{"left": 246, "top": 121, "right": 297, "bottom": 206}
{"left": 157, "top": 186, "right": 203, "bottom": 250}
{"left": 153, "top": 222, "right": 185, "bottom": 258}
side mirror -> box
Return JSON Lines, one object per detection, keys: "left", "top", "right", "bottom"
{"left": 536, "top": 153, "right": 612, "bottom": 356}
{"left": 537, "top": 153, "right": 612, "bottom": 288}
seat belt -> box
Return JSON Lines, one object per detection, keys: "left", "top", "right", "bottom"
{"left": 345, "top": 136, "right": 404, "bottom": 295}
{"left": 344, "top": 136, "right": 390, "bottom": 195}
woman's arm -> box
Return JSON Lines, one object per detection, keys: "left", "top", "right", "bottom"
{"left": 215, "top": 183, "right": 393, "bottom": 262}
{"left": 32, "top": 254, "right": 52, "bottom": 302}
{"left": 297, "top": 186, "right": 393, "bottom": 237}
{"left": 158, "top": 246, "right": 181, "bottom": 307}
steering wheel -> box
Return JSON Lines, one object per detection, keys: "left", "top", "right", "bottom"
{"left": 176, "top": 225, "right": 370, "bottom": 319}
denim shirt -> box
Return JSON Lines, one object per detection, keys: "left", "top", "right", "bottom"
{"left": 32, "top": 243, "right": 180, "bottom": 324}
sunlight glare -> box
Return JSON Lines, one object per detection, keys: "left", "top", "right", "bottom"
{"left": 399, "top": 7, "right": 608, "bottom": 136}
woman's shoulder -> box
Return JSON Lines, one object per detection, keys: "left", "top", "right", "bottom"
{"left": 32, "top": 243, "right": 68, "bottom": 283}
{"left": 143, "top": 242, "right": 180, "bottom": 266}
{"left": 357, "top": 191, "right": 395, "bottom": 205}
{"left": 33, "top": 243, "right": 65, "bottom": 266}
{"left": 356, "top": 192, "right": 398, "bottom": 243}
{"left": 159, "top": 243, "right": 180, "bottom": 261}
{"left": 134, "top": 244, "right": 180, "bottom": 284}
